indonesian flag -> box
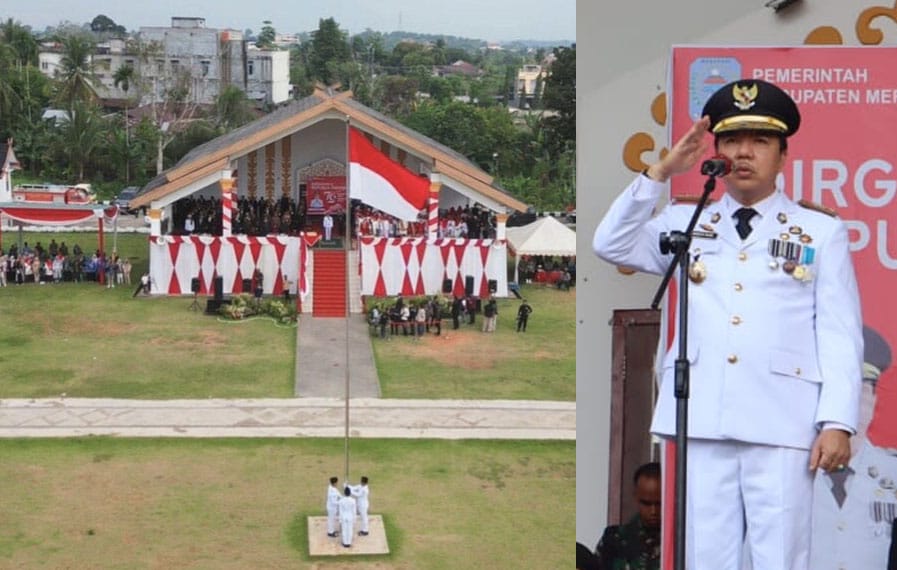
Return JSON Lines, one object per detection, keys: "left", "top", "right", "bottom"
{"left": 349, "top": 127, "right": 429, "bottom": 221}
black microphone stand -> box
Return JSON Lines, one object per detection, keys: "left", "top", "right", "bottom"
{"left": 650, "top": 172, "right": 720, "bottom": 570}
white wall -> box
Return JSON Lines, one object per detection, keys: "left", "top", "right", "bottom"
{"left": 577, "top": 0, "right": 883, "bottom": 547}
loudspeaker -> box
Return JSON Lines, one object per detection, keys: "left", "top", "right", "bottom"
{"left": 213, "top": 276, "right": 224, "bottom": 300}
{"left": 442, "top": 278, "right": 453, "bottom": 294}
{"left": 191, "top": 277, "right": 200, "bottom": 294}
{"left": 488, "top": 279, "right": 497, "bottom": 293}
{"left": 205, "top": 298, "right": 232, "bottom": 315}
{"left": 242, "top": 278, "right": 252, "bottom": 293}
{"left": 464, "top": 275, "right": 474, "bottom": 297}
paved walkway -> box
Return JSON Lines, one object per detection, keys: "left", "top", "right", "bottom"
{"left": 0, "top": 398, "right": 575, "bottom": 439}
{"left": 295, "top": 317, "right": 381, "bottom": 398}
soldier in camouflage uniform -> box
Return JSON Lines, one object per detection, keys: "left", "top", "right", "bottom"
{"left": 594, "top": 462, "right": 660, "bottom": 570}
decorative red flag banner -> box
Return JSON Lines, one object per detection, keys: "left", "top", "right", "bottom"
{"left": 348, "top": 126, "right": 429, "bottom": 221}
{"left": 306, "top": 176, "right": 346, "bottom": 215}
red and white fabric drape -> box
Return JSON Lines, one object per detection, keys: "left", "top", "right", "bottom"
{"left": 149, "top": 235, "right": 309, "bottom": 299}
{"left": 359, "top": 237, "right": 507, "bottom": 298}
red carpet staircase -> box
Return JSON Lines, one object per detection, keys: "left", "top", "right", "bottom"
{"left": 312, "top": 250, "right": 347, "bottom": 317}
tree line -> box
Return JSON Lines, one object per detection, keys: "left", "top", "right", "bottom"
{"left": 0, "top": 16, "right": 574, "bottom": 210}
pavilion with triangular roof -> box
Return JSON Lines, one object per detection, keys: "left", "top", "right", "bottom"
{"left": 129, "top": 88, "right": 527, "bottom": 315}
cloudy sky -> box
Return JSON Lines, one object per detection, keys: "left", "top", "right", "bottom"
{"left": 7, "top": 0, "right": 575, "bottom": 42}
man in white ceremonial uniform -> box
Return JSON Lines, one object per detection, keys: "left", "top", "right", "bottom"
{"left": 811, "top": 326, "right": 897, "bottom": 570}
{"left": 326, "top": 476, "right": 341, "bottom": 538}
{"left": 593, "top": 79, "right": 863, "bottom": 570}
{"left": 348, "top": 476, "right": 371, "bottom": 536}
{"left": 338, "top": 486, "right": 357, "bottom": 547}
{"left": 323, "top": 213, "right": 334, "bottom": 240}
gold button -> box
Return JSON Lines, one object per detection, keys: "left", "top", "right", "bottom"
{"left": 727, "top": 354, "right": 738, "bottom": 364}
{"left": 795, "top": 368, "right": 802, "bottom": 376}
{"left": 731, "top": 316, "right": 742, "bottom": 325}
{"left": 738, "top": 253, "right": 748, "bottom": 261}
{"left": 734, "top": 283, "right": 743, "bottom": 292}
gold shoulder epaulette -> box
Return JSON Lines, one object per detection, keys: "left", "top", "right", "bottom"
{"left": 672, "top": 195, "right": 716, "bottom": 205}
{"left": 798, "top": 199, "right": 838, "bottom": 218}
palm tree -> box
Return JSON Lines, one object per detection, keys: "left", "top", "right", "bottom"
{"left": 113, "top": 63, "right": 135, "bottom": 182}
{"left": 55, "top": 33, "right": 99, "bottom": 110}
{"left": 0, "top": 18, "right": 38, "bottom": 67}
{"left": 50, "top": 101, "right": 105, "bottom": 181}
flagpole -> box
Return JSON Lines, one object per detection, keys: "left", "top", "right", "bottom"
{"left": 344, "top": 116, "right": 351, "bottom": 485}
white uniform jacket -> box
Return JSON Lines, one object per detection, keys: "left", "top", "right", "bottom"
{"left": 327, "top": 485, "right": 341, "bottom": 513}
{"left": 593, "top": 175, "right": 863, "bottom": 449}
{"left": 349, "top": 484, "right": 370, "bottom": 512}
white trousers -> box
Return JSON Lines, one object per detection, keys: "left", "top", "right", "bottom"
{"left": 358, "top": 503, "right": 369, "bottom": 533}
{"left": 327, "top": 507, "right": 338, "bottom": 534}
{"left": 684, "top": 439, "right": 812, "bottom": 570}
{"left": 340, "top": 515, "right": 355, "bottom": 546}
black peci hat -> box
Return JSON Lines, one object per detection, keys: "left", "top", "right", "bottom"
{"left": 701, "top": 79, "right": 801, "bottom": 137}
{"left": 863, "top": 325, "right": 892, "bottom": 385}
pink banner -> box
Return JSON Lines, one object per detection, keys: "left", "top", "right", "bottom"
{"left": 307, "top": 176, "right": 346, "bottom": 215}
{"left": 669, "top": 45, "right": 897, "bottom": 570}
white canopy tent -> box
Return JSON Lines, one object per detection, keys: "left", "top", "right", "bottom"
{"left": 505, "top": 216, "right": 576, "bottom": 284}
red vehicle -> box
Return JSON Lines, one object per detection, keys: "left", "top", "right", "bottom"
{"left": 11, "top": 183, "right": 95, "bottom": 205}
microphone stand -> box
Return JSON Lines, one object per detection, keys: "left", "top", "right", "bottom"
{"left": 650, "top": 173, "right": 720, "bottom": 570}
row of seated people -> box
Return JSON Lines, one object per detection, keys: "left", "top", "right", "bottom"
{"left": 368, "top": 295, "right": 447, "bottom": 339}
{"left": 173, "top": 196, "right": 308, "bottom": 236}
{"left": 519, "top": 255, "right": 576, "bottom": 287}
{"left": 0, "top": 250, "right": 131, "bottom": 285}
{"left": 170, "top": 195, "right": 497, "bottom": 240}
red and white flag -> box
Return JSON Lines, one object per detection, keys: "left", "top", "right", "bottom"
{"left": 348, "top": 126, "right": 429, "bottom": 221}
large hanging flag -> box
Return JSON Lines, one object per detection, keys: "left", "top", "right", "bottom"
{"left": 348, "top": 126, "right": 430, "bottom": 221}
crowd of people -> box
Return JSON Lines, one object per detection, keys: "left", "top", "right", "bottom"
{"left": 0, "top": 239, "right": 131, "bottom": 287}
{"left": 518, "top": 255, "right": 575, "bottom": 287}
{"left": 368, "top": 294, "right": 535, "bottom": 339}
{"left": 170, "top": 194, "right": 499, "bottom": 241}
{"left": 173, "top": 195, "right": 307, "bottom": 236}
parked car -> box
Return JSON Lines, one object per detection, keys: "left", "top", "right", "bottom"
{"left": 114, "top": 186, "right": 140, "bottom": 214}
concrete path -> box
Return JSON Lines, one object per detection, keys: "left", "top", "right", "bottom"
{"left": 0, "top": 397, "right": 575, "bottom": 440}
{"left": 296, "top": 317, "right": 381, "bottom": 398}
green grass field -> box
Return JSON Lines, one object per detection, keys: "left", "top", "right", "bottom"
{"left": 0, "top": 438, "right": 574, "bottom": 569}
{"left": 0, "top": 233, "right": 574, "bottom": 401}
{"left": 0, "top": 231, "right": 575, "bottom": 568}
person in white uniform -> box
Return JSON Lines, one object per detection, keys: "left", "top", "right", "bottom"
{"left": 348, "top": 476, "right": 371, "bottom": 536}
{"left": 326, "top": 476, "right": 341, "bottom": 538}
{"left": 338, "top": 486, "right": 357, "bottom": 547}
{"left": 593, "top": 79, "right": 863, "bottom": 570}
{"left": 323, "top": 214, "right": 334, "bottom": 240}
{"left": 811, "top": 325, "right": 897, "bottom": 570}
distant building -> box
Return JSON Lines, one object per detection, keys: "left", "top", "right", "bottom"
{"left": 435, "top": 60, "right": 482, "bottom": 78}
{"left": 37, "top": 16, "right": 291, "bottom": 107}
{"left": 516, "top": 64, "right": 548, "bottom": 108}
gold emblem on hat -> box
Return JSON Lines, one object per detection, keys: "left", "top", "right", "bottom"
{"left": 688, "top": 259, "right": 707, "bottom": 284}
{"left": 733, "top": 83, "right": 759, "bottom": 111}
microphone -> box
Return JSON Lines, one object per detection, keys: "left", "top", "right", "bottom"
{"left": 700, "top": 155, "right": 732, "bottom": 177}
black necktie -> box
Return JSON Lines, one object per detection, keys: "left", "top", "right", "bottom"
{"left": 829, "top": 468, "right": 850, "bottom": 508}
{"left": 733, "top": 208, "right": 758, "bottom": 240}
